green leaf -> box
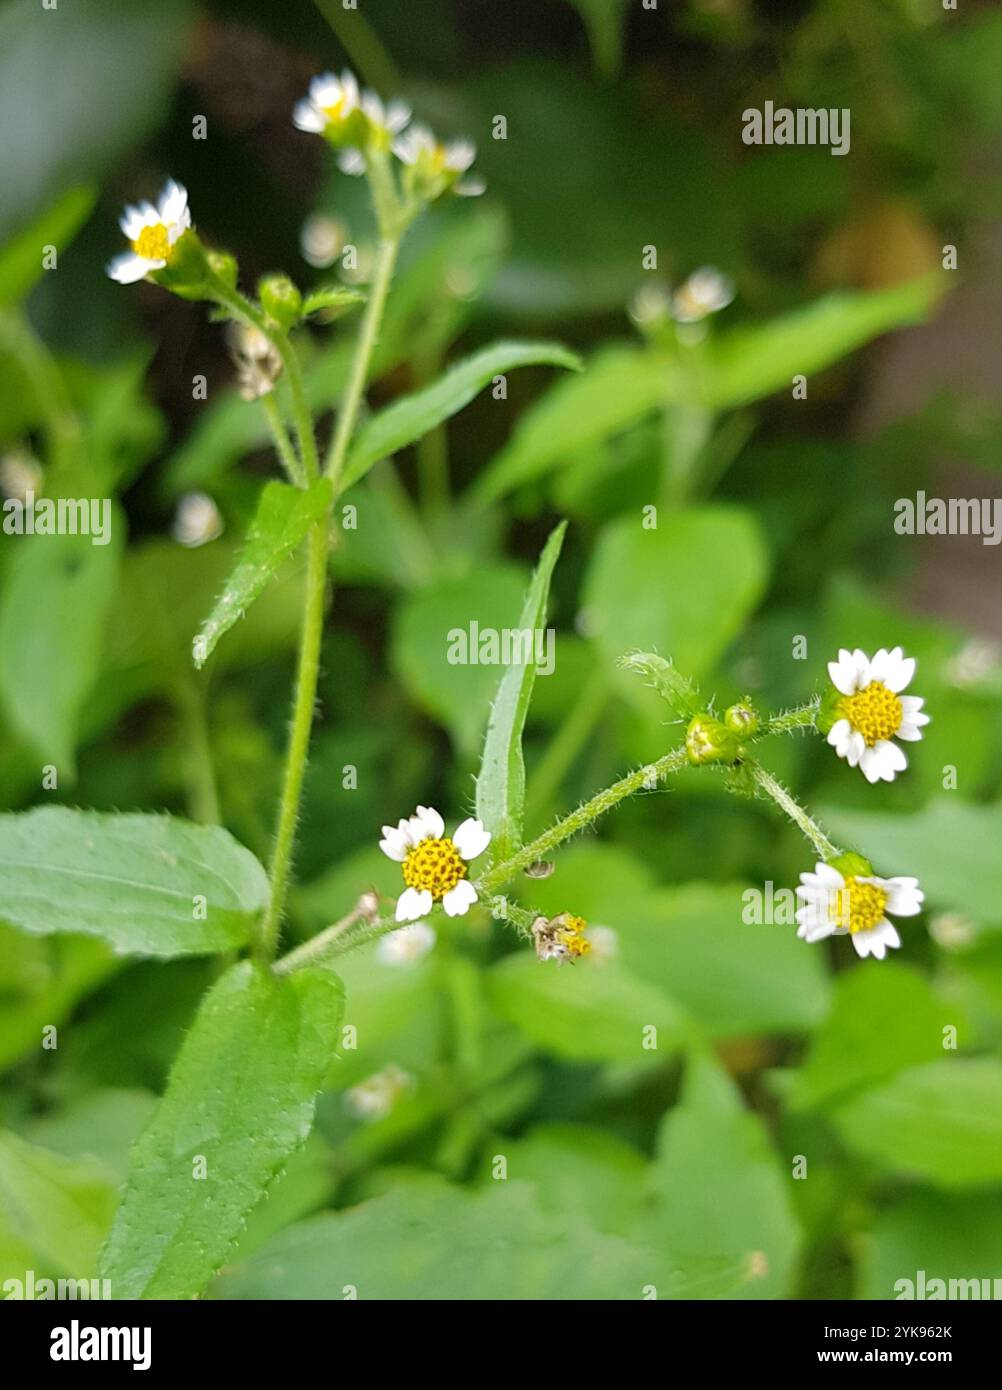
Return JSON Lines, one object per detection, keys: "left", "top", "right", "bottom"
{"left": 0, "top": 931, "right": 118, "bottom": 1073}
{"left": 582, "top": 507, "right": 769, "bottom": 682}
{"left": 340, "top": 340, "right": 581, "bottom": 494}
{"left": 0, "top": 1130, "right": 117, "bottom": 1279}
{"left": 0, "top": 527, "right": 122, "bottom": 775}
{"left": 300, "top": 285, "right": 365, "bottom": 318}
{"left": 475, "top": 522, "right": 566, "bottom": 864}
{"left": 100, "top": 960, "right": 345, "bottom": 1299}
{"left": 619, "top": 650, "right": 703, "bottom": 720}
{"left": 193, "top": 478, "right": 331, "bottom": 669}
{"left": 651, "top": 1051, "right": 801, "bottom": 1299}
{"left": 469, "top": 345, "right": 676, "bottom": 507}
{"left": 792, "top": 963, "right": 963, "bottom": 1112}
{"left": 831, "top": 1059, "right": 1002, "bottom": 1188}
{"left": 564, "top": 0, "right": 632, "bottom": 78}
{"left": 703, "top": 275, "right": 945, "bottom": 411}
{"left": 819, "top": 799, "right": 1002, "bottom": 929}
{"left": 0, "top": 807, "right": 268, "bottom": 957}
{"left": 486, "top": 950, "right": 689, "bottom": 1063}
{"left": 390, "top": 562, "right": 529, "bottom": 757}
{"left": 0, "top": 186, "right": 96, "bottom": 308}
{"left": 501, "top": 1122, "right": 648, "bottom": 1236}
{"left": 213, "top": 1175, "right": 668, "bottom": 1300}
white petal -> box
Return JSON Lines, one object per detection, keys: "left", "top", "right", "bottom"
{"left": 798, "top": 919, "right": 837, "bottom": 943}
{"left": 827, "top": 650, "right": 858, "bottom": 695}
{"left": 385, "top": 100, "right": 411, "bottom": 133}
{"left": 395, "top": 887, "right": 432, "bottom": 922}
{"left": 867, "top": 647, "right": 891, "bottom": 685}
{"left": 455, "top": 176, "right": 486, "bottom": 197}
{"left": 884, "top": 650, "right": 916, "bottom": 693}
{"left": 896, "top": 719, "right": 926, "bottom": 742}
{"left": 106, "top": 252, "right": 157, "bottom": 283}
{"left": 827, "top": 718, "right": 851, "bottom": 749}
{"left": 378, "top": 825, "right": 410, "bottom": 861}
{"left": 445, "top": 139, "right": 476, "bottom": 172}
{"left": 884, "top": 877, "right": 924, "bottom": 916}
{"left": 293, "top": 100, "right": 325, "bottom": 133}
{"left": 860, "top": 740, "right": 907, "bottom": 783}
{"left": 899, "top": 695, "right": 926, "bottom": 716}
{"left": 158, "top": 179, "right": 188, "bottom": 224}
{"left": 408, "top": 805, "right": 444, "bottom": 842}
{"left": 845, "top": 730, "right": 865, "bottom": 766}
{"left": 442, "top": 879, "right": 478, "bottom": 917}
{"left": 452, "top": 817, "right": 491, "bottom": 861}
{"left": 309, "top": 73, "right": 342, "bottom": 105}
{"left": 852, "top": 919, "right": 901, "bottom": 959}
{"left": 801, "top": 862, "right": 844, "bottom": 889}
{"left": 338, "top": 148, "right": 367, "bottom": 175}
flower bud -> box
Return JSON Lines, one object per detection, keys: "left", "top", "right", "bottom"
{"left": 207, "top": 249, "right": 238, "bottom": 290}
{"left": 829, "top": 850, "right": 873, "bottom": 879}
{"left": 258, "top": 274, "right": 303, "bottom": 330}
{"left": 685, "top": 714, "right": 741, "bottom": 766}
{"left": 724, "top": 698, "right": 760, "bottom": 737}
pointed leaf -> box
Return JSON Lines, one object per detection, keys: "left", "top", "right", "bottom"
{"left": 0, "top": 807, "right": 268, "bottom": 957}
{"left": 475, "top": 521, "right": 566, "bottom": 863}
{"left": 100, "top": 960, "right": 345, "bottom": 1299}
{"left": 193, "top": 478, "right": 331, "bottom": 668}
{"left": 339, "top": 340, "right": 581, "bottom": 494}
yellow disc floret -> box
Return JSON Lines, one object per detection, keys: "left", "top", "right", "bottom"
{"left": 828, "top": 876, "right": 888, "bottom": 934}
{"left": 558, "top": 914, "right": 592, "bottom": 958}
{"left": 402, "top": 836, "right": 467, "bottom": 901}
{"left": 131, "top": 223, "right": 172, "bottom": 263}
{"left": 841, "top": 681, "right": 903, "bottom": 746}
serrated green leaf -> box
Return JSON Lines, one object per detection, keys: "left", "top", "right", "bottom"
{"left": 194, "top": 478, "right": 331, "bottom": 668}
{"left": 0, "top": 807, "right": 268, "bottom": 957}
{"left": 100, "top": 960, "right": 345, "bottom": 1299}
{"left": 340, "top": 340, "right": 581, "bottom": 494}
{"left": 475, "top": 521, "right": 566, "bottom": 864}
{"left": 619, "top": 650, "right": 703, "bottom": 720}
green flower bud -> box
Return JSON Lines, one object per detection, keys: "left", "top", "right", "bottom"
{"left": 207, "top": 249, "right": 238, "bottom": 290}
{"left": 686, "top": 714, "right": 741, "bottom": 766}
{"left": 724, "top": 698, "right": 760, "bottom": 737}
{"left": 829, "top": 850, "right": 873, "bottom": 879}
{"left": 258, "top": 274, "right": 303, "bottom": 330}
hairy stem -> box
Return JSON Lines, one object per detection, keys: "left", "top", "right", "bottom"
{"left": 746, "top": 759, "right": 840, "bottom": 861}
{"left": 261, "top": 391, "right": 305, "bottom": 487}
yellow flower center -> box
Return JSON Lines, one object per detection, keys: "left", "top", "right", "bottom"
{"left": 828, "top": 876, "right": 888, "bottom": 934}
{"left": 322, "top": 95, "right": 348, "bottom": 123}
{"left": 131, "top": 223, "right": 172, "bottom": 262}
{"left": 841, "top": 681, "right": 902, "bottom": 746}
{"left": 402, "top": 837, "right": 466, "bottom": 901}
{"left": 558, "top": 914, "right": 592, "bottom": 958}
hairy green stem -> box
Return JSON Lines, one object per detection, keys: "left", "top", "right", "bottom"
{"left": 276, "top": 340, "right": 319, "bottom": 482}
{"left": 257, "top": 521, "right": 330, "bottom": 959}
{"left": 746, "top": 759, "right": 840, "bottom": 861}
{"left": 326, "top": 236, "right": 400, "bottom": 489}
{"left": 261, "top": 391, "right": 305, "bottom": 487}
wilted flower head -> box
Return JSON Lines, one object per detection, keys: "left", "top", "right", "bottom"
{"left": 531, "top": 913, "right": 592, "bottom": 963}
{"left": 393, "top": 124, "right": 485, "bottom": 199}
{"left": 107, "top": 179, "right": 192, "bottom": 284}
{"left": 671, "top": 266, "right": 735, "bottom": 323}
{"left": 226, "top": 322, "right": 283, "bottom": 401}
{"left": 172, "top": 491, "right": 223, "bottom": 548}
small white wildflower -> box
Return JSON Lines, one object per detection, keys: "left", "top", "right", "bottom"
{"left": 587, "top": 925, "right": 619, "bottom": 963}
{"left": 393, "top": 124, "right": 485, "bottom": 197}
{"left": 671, "top": 266, "right": 735, "bottom": 323}
{"left": 293, "top": 70, "right": 361, "bottom": 140}
{"left": 0, "top": 450, "right": 43, "bottom": 504}
{"left": 344, "top": 1064, "right": 413, "bottom": 1121}
{"left": 796, "top": 861, "right": 924, "bottom": 961}
{"left": 929, "top": 912, "right": 976, "bottom": 952}
{"left": 946, "top": 638, "right": 1000, "bottom": 691}
{"left": 299, "top": 212, "right": 346, "bottom": 269}
{"left": 825, "top": 646, "right": 930, "bottom": 783}
{"left": 379, "top": 805, "right": 491, "bottom": 921}
{"left": 172, "top": 492, "right": 223, "bottom": 548}
{"left": 107, "top": 179, "right": 191, "bottom": 284}
{"left": 376, "top": 920, "right": 436, "bottom": 966}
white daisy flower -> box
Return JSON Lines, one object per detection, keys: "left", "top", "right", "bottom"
{"left": 671, "top": 266, "right": 735, "bottom": 323}
{"left": 376, "top": 920, "right": 436, "bottom": 966}
{"left": 344, "top": 1063, "right": 412, "bottom": 1121}
{"left": 293, "top": 69, "right": 361, "bottom": 138}
{"left": 825, "top": 646, "right": 930, "bottom": 783}
{"left": 172, "top": 491, "right": 223, "bottom": 548}
{"left": 106, "top": 179, "right": 192, "bottom": 284}
{"left": 795, "top": 861, "right": 924, "bottom": 961}
{"left": 393, "top": 124, "right": 485, "bottom": 197}
{"left": 379, "top": 804, "right": 491, "bottom": 921}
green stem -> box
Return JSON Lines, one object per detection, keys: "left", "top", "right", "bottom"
{"left": 0, "top": 310, "right": 79, "bottom": 471}
{"left": 326, "top": 236, "right": 400, "bottom": 489}
{"left": 276, "top": 339, "right": 319, "bottom": 482}
{"left": 746, "top": 759, "right": 840, "bottom": 861}
{"left": 261, "top": 391, "right": 305, "bottom": 487}
{"left": 256, "top": 521, "right": 330, "bottom": 959}
{"left": 478, "top": 743, "right": 690, "bottom": 895}
{"left": 175, "top": 677, "right": 220, "bottom": 825}
{"left": 763, "top": 701, "right": 820, "bottom": 736}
